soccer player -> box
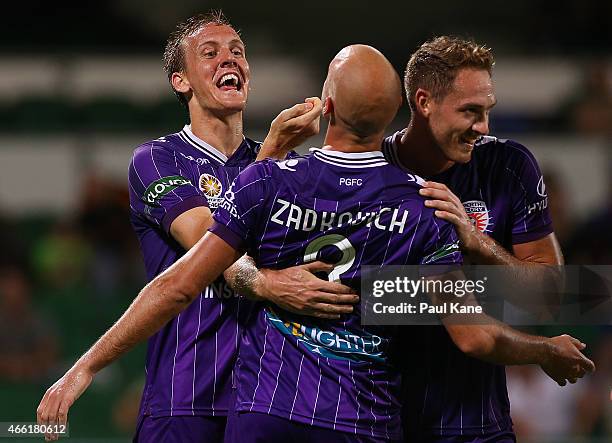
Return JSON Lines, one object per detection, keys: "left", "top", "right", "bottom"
{"left": 381, "top": 36, "right": 590, "bottom": 442}
{"left": 37, "top": 12, "right": 357, "bottom": 443}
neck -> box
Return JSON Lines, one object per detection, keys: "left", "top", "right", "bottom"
{"left": 322, "top": 125, "right": 383, "bottom": 153}
{"left": 397, "top": 116, "right": 454, "bottom": 177}
{"left": 188, "top": 104, "right": 244, "bottom": 157}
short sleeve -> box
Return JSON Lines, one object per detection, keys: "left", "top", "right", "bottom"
{"left": 128, "top": 142, "right": 208, "bottom": 234}
{"left": 505, "top": 141, "right": 553, "bottom": 244}
{"left": 210, "top": 161, "right": 272, "bottom": 251}
{"left": 420, "top": 217, "right": 463, "bottom": 266}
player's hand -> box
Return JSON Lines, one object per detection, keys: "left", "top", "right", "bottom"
{"left": 259, "top": 97, "right": 322, "bottom": 159}
{"left": 419, "top": 181, "right": 480, "bottom": 253}
{"left": 256, "top": 261, "right": 358, "bottom": 319}
{"left": 37, "top": 364, "right": 94, "bottom": 441}
{"left": 540, "top": 334, "right": 595, "bottom": 386}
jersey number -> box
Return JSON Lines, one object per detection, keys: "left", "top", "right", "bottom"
{"left": 303, "top": 234, "right": 355, "bottom": 282}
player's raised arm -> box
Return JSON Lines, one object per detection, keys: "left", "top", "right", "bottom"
{"left": 36, "top": 232, "right": 241, "bottom": 437}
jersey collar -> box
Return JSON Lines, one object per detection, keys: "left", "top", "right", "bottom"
{"left": 179, "top": 125, "right": 229, "bottom": 164}
{"left": 309, "top": 147, "right": 388, "bottom": 169}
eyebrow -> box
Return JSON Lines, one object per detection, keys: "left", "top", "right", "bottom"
{"left": 460, "top": 98, "right": 497, "bottom": 110}
{"left": 198, "top": 38, "right": 245, "bottom": 49}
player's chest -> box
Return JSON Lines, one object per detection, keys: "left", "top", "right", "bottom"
{"left": 185, "top": 162, "right": 248, "bottom": 210}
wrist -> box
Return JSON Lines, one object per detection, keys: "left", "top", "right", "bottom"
{"left": 261, "top": 135, "right": 284, "bottom": 152}
{"left": 461, "top": 226, "right": 484, "bottom": 255}
{"left": 74, "top": 356, "right": 97, "bottom": 376}
{"left": 537, "top": 337, "right": 555, "bottom": 366}
{"left": 252, "top": 268, "right": 273, "bottom": 301}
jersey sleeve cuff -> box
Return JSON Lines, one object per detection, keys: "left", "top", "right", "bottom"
{"left": 208, "top": 222, "right": 245, "bottom": 251}
{"left": 161, "top": 195, "right": 209, "bottom": 234}
{"left": 511, "top": 223, "right": 554, "bottom": 245}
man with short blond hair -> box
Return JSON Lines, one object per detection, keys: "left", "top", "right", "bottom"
{"left": 383, "top": 35, "right": 582, "bottom": 442}
{"left": 37, "top": 11, "right": 356, "bottom": 443}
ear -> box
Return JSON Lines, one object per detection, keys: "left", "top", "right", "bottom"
{"left": 414, "top": 88, "right": 433, "bottom": 117}
{"left": 322, "top": 96, "right": 334, "bottom": 118}
{"left": 171, "top": 72, "right": 191, "bottom": 95}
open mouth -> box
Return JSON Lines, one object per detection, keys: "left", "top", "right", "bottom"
{"left": 459, "top": 136, "right": 477, "bottom": 148}
{"left": 216, "top": 73, "right": 242, "bottom": 91}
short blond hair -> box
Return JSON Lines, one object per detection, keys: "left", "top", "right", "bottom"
{"left": 404, "top": 36, "right": 494, "bottom": 111}
{"left": 163, "top": 11, "right": 238, "bottom": 107}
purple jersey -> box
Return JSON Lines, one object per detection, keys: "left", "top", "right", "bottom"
{"left": 383, "top": 132, "right": 553, "bottom": 438}
{"left": 128, "top": 125, "right": 259, "bottom": 418}
{"left": 210, "top": 148, "right": 462, "bottom": 440}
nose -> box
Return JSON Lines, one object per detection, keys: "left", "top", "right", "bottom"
{"left": 219, "top": 48, "right": 238, "bottom": 68}
{"left": 472, "top": 112, "right": 490, "bottom": 136}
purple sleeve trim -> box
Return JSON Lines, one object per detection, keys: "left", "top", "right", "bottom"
{"left": 512, "top": 223, "right": 554, "bottom": 245}
{"left": 208, "top": 222, "right": 245, "bottom": 251}
{"left": 161, "top": 195, "right": 209, "bottom": 234}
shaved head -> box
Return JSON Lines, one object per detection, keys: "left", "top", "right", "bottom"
{"left": 322, "top": 45, "right": 402, "bottom": 139}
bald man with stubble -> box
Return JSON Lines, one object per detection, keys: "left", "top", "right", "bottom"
{"left": 213, "top": 45, "right": 464, "bottom": 442}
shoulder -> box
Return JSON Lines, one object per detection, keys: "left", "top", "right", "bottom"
{"left": 130, "top": 133, "right": 185, "bottom": 167}
{"left": 382, "top": 162, "right": 427, "bottom": 191}
{"left": 381, "top": 130, "right": 404, "bottom": 165}
{"left": 261, "top": 154, "right": 310, "bottom": 176}
{"left": 231, "top": 158, "right": 279, "bottom": 186}
{"left": 474, "top": 136, "right": 540, "bottom": 167}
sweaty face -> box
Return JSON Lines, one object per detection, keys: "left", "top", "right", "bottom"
{"left": 181, "top": 24, "right": 250, "bottom": 115}
{"left": 427, "top": 68, "right": 495, "bottom": 164}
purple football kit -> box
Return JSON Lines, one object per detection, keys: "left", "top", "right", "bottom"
{"left": 128, "top": 125, "right": 260, "bottom": 441}
{"left": 383, "top": 132, "right": 553, "bottom": 442}
{"left": 210, "top": 148, "right": 462, "bottom": 442}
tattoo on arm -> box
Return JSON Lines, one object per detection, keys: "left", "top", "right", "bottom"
{"left": 223, "top": 255, "right": 263, "bottom": 300}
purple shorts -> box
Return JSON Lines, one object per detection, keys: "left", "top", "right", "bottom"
{"left": 224, "top": 411, "right": 400, "bottom": 443}
{"left": 133, "top": 415, "right": 227, "bottom": 443}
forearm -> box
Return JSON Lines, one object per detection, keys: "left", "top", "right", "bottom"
{"left": 451, "top": 321, "right": 550, "bottom": 366}
{"left": 465, "top": 230, "right": 523, "bottom": 265}
{"left": 466, "top": 231, "right": 563, "bottom": 307}
{"left": 76, "top": 276, "right": 192, "bottom": 373}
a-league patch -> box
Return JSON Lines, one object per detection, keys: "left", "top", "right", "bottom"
{"left": 199, "top": 173, "right": 223, "bottom": 209}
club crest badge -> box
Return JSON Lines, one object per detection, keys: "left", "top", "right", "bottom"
{"left": 199, "top": 174, "right": 223, "bottom": 209}
{"left": 463, "top": 200, "right": 490, "bottom": 233}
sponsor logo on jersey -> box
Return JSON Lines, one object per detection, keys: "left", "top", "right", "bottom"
{"left": 203, "top": 280, "right": 237, "bottom": 299}
{"left": 276, "top": 159, "right": 298, "bottom": 171}
{"left": 199, "top": 174, "right": 223, "bottom": 209}
{"left": 422, "top": 241, "right": 461, "bottom": 264}
{"left": 143, "top": 175, "right": 191, "bottom": 207}
{"left": 463, "top": 200, "right": 490, "bottom": 233}
{"left": 219, "top": 188, "right": 238, "bottom": 218}
{"left": 266, "top": 308, "right": 387, "bottom": 363}
{"left": 178, "top": 151, "right": 211, "bottom": 165}
{"left": 537, "top": 176, "right": 547, "bottom": 197}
